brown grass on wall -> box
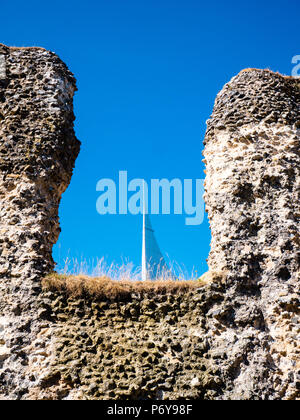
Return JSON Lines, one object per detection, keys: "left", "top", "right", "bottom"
{"left": 42, "top": 273, "right": 204, "bottom": 301}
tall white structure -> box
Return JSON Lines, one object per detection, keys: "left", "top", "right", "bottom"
{"left": 141, "top": 185, "right": 170, "bottom": 281}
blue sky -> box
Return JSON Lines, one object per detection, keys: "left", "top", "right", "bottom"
{"left": 1, "top": 0, "right": 299, "bottom": 276}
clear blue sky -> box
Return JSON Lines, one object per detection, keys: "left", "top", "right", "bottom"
{"left": 1, "top": 0, "right": 299, "bottom": 276}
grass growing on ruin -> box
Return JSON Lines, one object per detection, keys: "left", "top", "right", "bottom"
{"left": 239, "top": 68, "right": 295, "bottom": 79}
{"left": 44, "top": 257, "right": 207, "bottom": 299}
{"left": 43, "top": 273, "right": 204, "bottom": 300}
{"left": 55, "top": 256, "right": 204, "bottom": 282}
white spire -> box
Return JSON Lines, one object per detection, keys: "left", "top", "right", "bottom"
{"left": 141, "top": 181, "right": 169, "bottom": 281}
{"left": 142, "top": 183, "right": 147, "bottom": 281}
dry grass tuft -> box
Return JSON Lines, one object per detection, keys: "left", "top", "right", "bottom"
{"left": 42, "top": 273, "right": 204, "bottom": 300}
{"left": 238, "top": 68, "right": 294, "bottom": 80}
{"left": 0, "top": 43, "right": 48, "bottom": 52}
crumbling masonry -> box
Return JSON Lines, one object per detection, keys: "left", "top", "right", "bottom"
{"left": 0, "top": 44, "right": 80, "bottom": 399}
{"left": 0, "top": 44, "right": 299, "bottom": 400}
{"left": 203, "top": 70, "right": 300, "bottom": 399}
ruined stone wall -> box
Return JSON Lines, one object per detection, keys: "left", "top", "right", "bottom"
{"left": 0, "top": 44, "right": 298, "bottom": 400}
{"left": 203, "top": 70, "right": 300, "bottom": 400}
{"left": 34, "top": 286, "right": 217, "bottom": 400}
{"left": 0, "top": 44, "right": 80, "bottom": 399}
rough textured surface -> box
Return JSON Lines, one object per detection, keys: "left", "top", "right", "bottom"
{"left": 31, "top": 286, "right": 218, "bottom": 400}
{"left": 0, "top": 46, "right": 299, "bottom": 400}
{"left": 203, "top": 69, "right": 300, "bottom": 400}
{"left": 0, "top": 44, "right": 80, "bottom": 399}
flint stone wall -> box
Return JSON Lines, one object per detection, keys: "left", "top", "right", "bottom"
{"left": 34, "top": 286, "right": 219, "bottom": 400}
{"left": 203, "top": 69, "right": 300, "bottom": 400}
{"left": 0, "top": 45, "right": 298, "bottom": 401}
{"left": 0, "top": 44, "right": 80, "bottom": 399}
